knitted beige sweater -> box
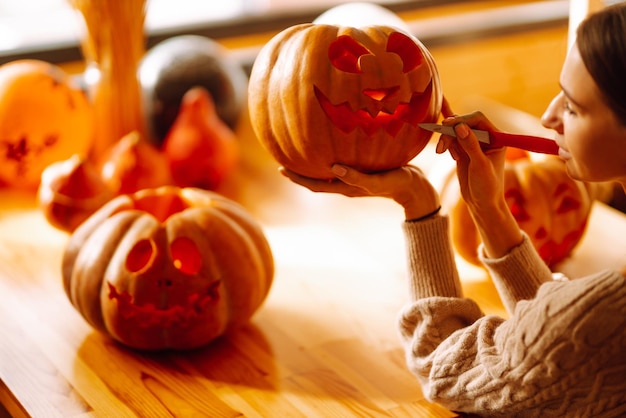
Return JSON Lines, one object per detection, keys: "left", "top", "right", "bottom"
{"left": 398, "top": 215, "right": 626, "bottom": 417}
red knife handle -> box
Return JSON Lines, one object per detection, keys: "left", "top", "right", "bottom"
{"left": 489, "top": 131, "right": 559, "bottom": 155}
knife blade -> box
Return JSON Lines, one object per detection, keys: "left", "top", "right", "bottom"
{"left": 419, "top": 123, "right": 559, "bottom": 155}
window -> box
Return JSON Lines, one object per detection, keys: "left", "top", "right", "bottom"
{"left": 0, "top": 0, "right": 440, "bottom": 64}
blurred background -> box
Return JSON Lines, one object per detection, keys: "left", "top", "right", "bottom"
{"left": 0, "top": 0, "right": 566, "bottom": 65}
{"left": 0, "top": 0, "right": 623, "bottom": 118}
{"left": 0, "top": 0, "right": 432, "bottom": 59}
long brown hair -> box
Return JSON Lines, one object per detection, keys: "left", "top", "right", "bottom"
{"left": 577, "top": 3, "right": 626, "bottom": 125}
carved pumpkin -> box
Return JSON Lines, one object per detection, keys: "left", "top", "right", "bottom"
{"left": 248, "top": 23, "right": 442, "bottom": 179}
{"left": 436, "top": 150, "right": 597, "bottom": 267}
{"left": 62, "top": 186, "right": 274, "bottom": 350}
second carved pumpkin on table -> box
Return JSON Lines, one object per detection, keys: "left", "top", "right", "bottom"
{"left": 435, "top": 150, "right": 605, "bottom": 268}
{"left": 62, "top": 186, "right": 274, "bottom": 351}
{"left": 248, "top": 23, "right": 442, "bottom": 179}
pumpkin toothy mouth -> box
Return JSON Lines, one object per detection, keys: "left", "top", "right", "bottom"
{"left": 536, "top": 220, "right": 588, "bottom": 266}
{"left": 313, "top": 81, "right": 432, "bottom": 136}
{"left": 106, "top": 280, "right": 220, "bottom": 328}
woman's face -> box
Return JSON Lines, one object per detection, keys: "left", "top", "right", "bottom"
{"left": 541, "top": 44, "right": 626, "bottom": 183}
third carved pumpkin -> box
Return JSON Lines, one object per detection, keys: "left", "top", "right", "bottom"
{"left": 436, "top": 150, "right": 604, "bottom": 267}
{"left": 248, "top": 23, "right": 442, "bottom": 179}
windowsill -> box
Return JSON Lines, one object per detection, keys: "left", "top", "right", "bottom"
{"left": 0, "top": 0, "right": 569, "bottom": 68}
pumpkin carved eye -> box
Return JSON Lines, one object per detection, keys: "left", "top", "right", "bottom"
{"left": 328, "top": 35, "right": 371, "bottom": 73}
{"left": 386, "top": 32, "right": 423, "bottom": 73}
{"left": 125, "top": 236, "right": 203, "bottom": 275}
{"left": 328, "top": 32, "right": 424, "bottom": 74}
{"left": 126, "top": 238, "right": 156, "bottom": 273}
{"left": 557, "top": 196, "right": 580, "bottom": 214}
{"left": 554, "top": 183, "right": 581, "bottom": 214}
{"left": 171, "top": 236, "right": 202, "bottom": 275}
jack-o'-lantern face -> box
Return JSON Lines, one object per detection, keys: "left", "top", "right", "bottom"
{"left": 62, "top": 186, "right": 274, "bottom": 351}
{"left": 314, "top": 32, "right": 433, "bottom": 136}
{"left": 105, "top": 235, "right": 222, "bottom": 330}
{"left": 101, "top": 222, "right": 231, "bottom": 350}
{"left": 439, "top": 152, "right": 593, "bottom": 268}
{"left": 503, "top": 157, "right": 591, "bottom": 266}
{"left": 248, "top": 24, "right": 443, "bottom": 179}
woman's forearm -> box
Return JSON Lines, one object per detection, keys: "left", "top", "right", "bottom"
{"left": 469, "top": 198, "right": 524, "bottom": 259}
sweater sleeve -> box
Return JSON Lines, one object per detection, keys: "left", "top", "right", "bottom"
{"left": 478, "top": 234, "right": 553, "bottom": 314}
{"left": 400, "top": 214, "right": 487, "bottom": 358}
{"left": 398, "top": 214, "right": 626, "bottom": 416}
{"left": 401, "top": 214, "right": 464, "bottom": 300}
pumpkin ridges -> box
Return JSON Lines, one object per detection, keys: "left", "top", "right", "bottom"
{"left": 249, "top": 24, "right": 313, "bottom": 169}
{"left": 419, "top": 37, "right": 443, "bottom": 118}
{"left": 68, "top": 211, "right": 154, "bottom": 332}
{"left": 249, "top": 23, "right": 441, "bottom": 179}
{"left": 165, "top": 212, "right": 229, "bottom": 347}
{"left": 256, "top": 24, "right": 330, "bottom": 174}
{"left": 63, "top": 186, "right": 274, "bottom": 350}
{"left": 281, "top": 26, "right": 338, "bottom": 173}
{"left": 62, "top": 194, "right": 134, "bottom": 293}
{"left": 100, "top": 214, "right": 164, "bottom": 342}
{"left": 180, "top": 188, "right": 274, "bottom": 287}
{"left": 184, "top": 209, "right": 268, "bottom": 323}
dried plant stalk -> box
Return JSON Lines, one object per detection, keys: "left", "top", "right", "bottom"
{"left": 69, "top": 0, "right": 147, "bottom": 160}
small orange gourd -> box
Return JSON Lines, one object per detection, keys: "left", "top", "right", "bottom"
{"left": 99, "top": 131, "right": 173, "bottom": 195}
{"left": 162, "top": 87, "right": 239, "bottom": 190}
{"left": 248, "top": 24, "right": 442, "bottom": 179}
{"left": 62, "top": 186, "right": 274, "bottom": 350}
{"left": 38, "top": 154, "right": 114, "bottom": 232}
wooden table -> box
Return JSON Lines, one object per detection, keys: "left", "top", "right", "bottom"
{"left": 0, "top": 0, "right": 603, "bottom": 415}
{"left": 1, "top": 114, "right": 625, "bottom": 418}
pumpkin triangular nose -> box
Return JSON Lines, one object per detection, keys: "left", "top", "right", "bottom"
{"left": 362, "top": 86, "right": 399, "bottom": 102}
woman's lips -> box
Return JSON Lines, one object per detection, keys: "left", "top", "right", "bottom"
{"left": 555, "top": 137, "right": 571, "bottom": 160}
{"left": 558, "top": 147, "right": 572, "bottom": 160}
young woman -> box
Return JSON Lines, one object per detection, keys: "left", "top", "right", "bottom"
{"left": 280, "top": 4, "right": 626, "bottom": 417}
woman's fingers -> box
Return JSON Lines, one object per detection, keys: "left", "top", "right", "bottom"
{"left": 443, "top": 110, "right": 497, "bottom": 132}
{"left": 330, "top": 164, "right": 390, "bottom": 197}
{"left": 278, "top": 166, "right": 368, "bottom": 197}
{"left": 279, "top": 164, "right": 424, "bottom": 201}
{"left": 435, "top": 134, "right": 455, "bottom": 155}
{"left": 441, "top": 96, "right": 455, "bottom": 118}
{"left": 279, "top": 168, "right": 337, "bottom": 191}
{"left": 453, "top": 123, "right": 485, "bottom": 157}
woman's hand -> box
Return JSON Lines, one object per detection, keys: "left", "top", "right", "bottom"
{"left": 436, "top": 112, "right": 507, "bottom": 215}
{"left": 435, "top": 111, "right": 523, "bottom": 258}
{"left": 279, "top": 164, "right": 440, "bottom": 221}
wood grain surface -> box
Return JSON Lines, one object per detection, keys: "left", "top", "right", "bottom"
{"left": 0, "top": 164, "right": 475, "bottom": 417}
{"left": 2, "top": 113, "right": 625, "bottom": 417}
{"left": 5, "top": 6, "right": 622, "bottom": 416}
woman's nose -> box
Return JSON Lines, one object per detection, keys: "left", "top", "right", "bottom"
{"left": 541, "top": 93, "right": 564, "bottom": 134}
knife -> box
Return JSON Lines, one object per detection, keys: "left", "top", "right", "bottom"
{"left": 419, "top": 123, "right": 559, "bottom": 155}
